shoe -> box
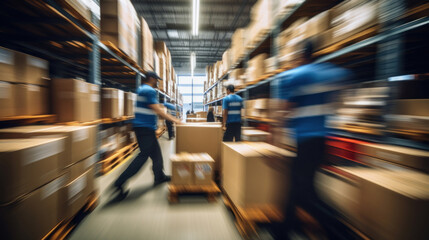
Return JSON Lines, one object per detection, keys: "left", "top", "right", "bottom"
{"left": 154, "top": 175, "right": 171, "bottom": 186}
{"left": 109, "top": 184, "right": 129, "bottom": 200}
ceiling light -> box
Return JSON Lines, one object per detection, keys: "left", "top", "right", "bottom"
{"left": 191, "top": 52, "right": 196, "bottom": 76}
{"left": 167, "top": 30, "right": 179, "bottom": 38}
{"left": 192, "top": 0, "right": 200, "bottom": 36}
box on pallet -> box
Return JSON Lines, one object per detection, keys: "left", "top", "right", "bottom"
{"left": 0, "top": 81, "right": 15, "bottom": 117}
{"left": 102, "top": 88, "right": 122, "bottom": 119}
{"left": 124, "top": 92, "right": 136, "bottom": 116}
{"left": 242, "top": 129, "right": 271, "bottom": 142}
{"left": 171, "top": 153, "right": 214, "bottom": 186}
{"left": 100, "top": 0, "right": 139, "bottom": 62}
{"left": 222, "top": 142, "right": 295, "bottom": 211}
{"left": 246, "top": 0, "right": 273, "bottom": 48}
{"left": 0, "top": 125, "right": 97, "bottom": 169}
{"left": 14, "top": 83, "right": 49, "bottom": 116}
{"left": 52, "top": 78, "right": 98, "bottom": 122}
{"left": 140, "top": 16, "right": 154, "bottom": 71}
{"left": 176, "top": 124, "right": 223, "bottom": 171}
{"left": 246, "top": 54, "right": 267, "bottom": 83}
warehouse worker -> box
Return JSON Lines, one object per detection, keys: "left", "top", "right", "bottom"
{"left": 164, "top": 100, "right": 177, "bottom": 140}
{"left": 207, "top": 107, "right": 215, "bottom": 122}
{"left": 275, "top": 39, "right": 351, "bottom": 239}
{"left": 222, "top": 85, "right": 243, "bottom": 141}
{"left": 111, "top": 72, "right": 182, "bottom": 198}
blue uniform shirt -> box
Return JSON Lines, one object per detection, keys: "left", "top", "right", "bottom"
{"left": 164, "top": 102, "right": 176, "bottom": 116}
{"left": 222, "top": 94, "right": 243, "bottom": 123}
{"left": 133, "top": 84, "right": 159, "bottom": 130}
{"left": 279, "top": 63, "right": 350, "bottom": 140}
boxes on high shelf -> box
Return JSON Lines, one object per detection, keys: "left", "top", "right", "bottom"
{"left": 89, "top": 84, "right": 100, "bottom": 120}
{"left": 231, "top": 28, "right": 245, "bottom": 64}
{"left": 278, "top": 18, "right": 308, "bottom": 68}
{"left": 306, "top": 10, "right": 332, "bottom": 38}
{"left": 0, "top": 174, "right": 65, "bottom": 240}
{"left": 242, "top": 129, "right": 271, "bottom": 142}
{"left": 52, "top": 78, "right": 98, "bottom": 122}
{"left": 0, "top": 125, "right": 97, "bottom": 169}
{"left": 0, "top": 81, "right": 15, "bottom": 117}
{"left": 59, "top": 167, "right": 95, "bottom": 221}
{"left": 0, "top": 137, "right": 66, "bottom": 204}
{"left": 246, "top": 0, "right": 273, "bottom": 47}
{"left": 222, "top": 142, "right": 295, "bottom": 211}
{"left": 0, "top": 47, "right": 16, "bottom": 83}
{"left": 246, "top": 54, "right": 267, "bottom": 84}
{"left": 264, "top": 57, "right": 277, "bottom": 74}
{"left": 222, "top": 49, "right": 231, "bottom": 74}
{"left": 124, "top": 92, "right": 136, "bottom": 116}
{"left": 140, "top": 16, "right": 154, "bottom": 71}
{"left": 101, "top": 88, "right": 121, "bottom": 119}
{"left": 176, "top": 124, "right": 223, "bottom": 171}
{"left": 14, "top": 83, "right": 48, "bottom": 116}
{"left": 171, "top": 153, "right": 214, "bottom": 186}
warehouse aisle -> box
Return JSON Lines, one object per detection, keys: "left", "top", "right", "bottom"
{"left": 69, "top": 134, "right": 242, "bottom": 240}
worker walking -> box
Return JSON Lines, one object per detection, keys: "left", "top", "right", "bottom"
{"left": 222, "top": 85, "right": 243, "bottom": 142}
{"left": 164, "top": 100, "right": 177, "bottom": 140}
{"left": 207, "top": 107, "right": 215, "bottom": 122}
{"left": 111, "top": 72, "right": 182, "bottom": 198}
{"left": 276, "top": 40, "right": 351, "bottom": 239}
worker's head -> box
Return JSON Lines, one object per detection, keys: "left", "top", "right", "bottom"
{"left": 209, "top": 106, "right": 214, "bottom": 112}
{"left": 143, "top": 71, "right": 162, "bottom": 88}
{"left": 226, "top": 84, "right": 235, "bottom": 94}
{"left": 171, "top": 100, "right": 176, "bottom": 104}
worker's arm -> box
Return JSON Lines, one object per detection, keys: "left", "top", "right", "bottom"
{"left": 149, "top": 104, "right": 182, "bottom": 124}
{"left": 222, "top": 109, "right": 228, "bottom": 130}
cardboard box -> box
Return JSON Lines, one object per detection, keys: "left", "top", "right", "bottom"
{"left": 246, "top": 54, "right": 267, "bottom": 83}
{"left": 118, "top": 89, "right": 124, "bottom": 117}
{"left": 102, "top": 88, "right": 120, "bottom": 118}
{"left": 222, "top": 49, "right": 231, "bottom": 74}
{"left": 124, "top": 92, "right": 135, "bottom": 116}
{"left": 140, "top": 16, "right": 154, "bottom": 71}
{"left": 0, "top": 138, "right": 66, "bottom": 204}
{"left": 0, "top": 175, "right": 64, "bottom": 240}
{"left": 192, "top": 153, "right": 215, "bottom": 185}
{"left": 222, "top": 142, "right": 294, "bottom": 211}
{"left": 0, "top": 47, "right": 16, "bottom": 83}
{"left": 0, "top": 125, "right": 97, "bottom": 168}
{"left": 389, "top": 99, "right": 429, "bottom": 116}
{"left": 171, "top": 153, "right": 194, "bottom": 185}
{"left": 59, "top": 167, "right": 95, "bottom": 220}
{"left": 89, "top": 83, "right": 100, "bottom": 121}
{"left": 0, "top": 81, "right": 15, "bottom": 117}
{"left": 171, "top": 153, "right": 215, "bottom": 186}
{"left": 196, "top": 111, "right": 208, "bottom": 118}
{"left": 176, "top": 125, "right": 223, "bottom": 171}
{"left": 242, "top": 129, "right": 271, "bottom": 142}
{"left": 186, "top": 118, "right": 207, "bottom": 123}
{"left": 231, "top": 28, "right": 245, "bottom": 64}
{"left": 15, "top": 52, "right": 49, "bottom": 86}
{"left": 15, "top": 84, "right": 49, "bottom": 116}
{"left": 52, "top": 78, "right": 91, "bottom": 122}
{"left": 307, "top": 10, "right": 332, "bottom": 37}
{"left": 356, "top": 143, "right": 429, "bottom": 173}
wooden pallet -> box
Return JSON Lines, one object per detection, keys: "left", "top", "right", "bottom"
{"left": 43, "top": 191, "right": 98, "bottom": 240}
{"left": 56, "top": 119, "right": 102, "bottom": 126}
{"left": 100, "top": 142, "right": 139, "bottom": 175}
{"left": 56, "top": 0, "right": 99, "bottom": 33}
{"left": 168, "top": 181, "right": 221, "bottom": 203}
{"left": 156, "top": 127, "right": 166, "bottom": 138}
{"left": 245, "top": 72, "right": 274, "bottom": 86}
{"left": 222, "top": 190, "right": 283, "bottom": 240}
{"left": 0, "top": 114, "right": 57, "bottom": 126}
{"left": 102, "top": 116, "right": 134, "bottom": 124}
{"left": 101, "top": 41, "right": 142, "bottom": 71}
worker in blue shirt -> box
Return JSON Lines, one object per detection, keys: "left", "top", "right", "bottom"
{"left": 164, "top": 100, "right": 177, "bottom": 140}
{"left": 275, "top": 40, "right": 351, "bottom": 239}
{"left": 112, "top": 72, "right": 182, "bottom": 199}
{"left": 222, "top": 85, "right": 243, "bottom": 141}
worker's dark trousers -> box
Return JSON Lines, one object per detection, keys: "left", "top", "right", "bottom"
{"left": 277, "top": 137, "right": 348, "bottom": 239}
{"left": 115, "top": 127, "right": 166, "bottom": 187}
{"left": 223, "top": 122, "right": 241, "bottom": 142}
{"left": 165, "top": 120, "right": 174, "bottom": 139}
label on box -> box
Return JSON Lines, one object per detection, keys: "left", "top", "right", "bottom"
{"left": 0, "top": 82, "right": 11, "bottom": 99}
{"left": 0, "top": 48, "right": 13, "bottom": 64}
{"left": 91, "top": 94, "right": 99, "bottom": 102}
{"left": 78, "top": 81, "right": 89, "bottom": 93}
{"left": 41, "top": 175, "right": 66, "bottom": 200}
{"left": 28, "top": 56, "right": 48, "bottom": 69}
{"left": 85, "top": 155, "right": 97, "bottom": 169}
{"left": 68, "top": 174, "right": 86, "bottom": 200}
{"left": 195, "top": 163, "right": 212, "bottom": 180}
{"left": 27, "top": 84, "right": 40, "bottom": 92}
{"left": 177, "top": 165, "right": 190, "bottom": 177}
{"left": 23, "top": 139, "right": 65, "bottom": 166}
{"left": 73, "top": 128, "right": 89, "bottom": 142}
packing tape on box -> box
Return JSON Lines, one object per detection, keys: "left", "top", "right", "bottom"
{"left": 0, "top": 82, "right": 11, "bottom": 99}
{"left": 68, "top": 174, "right": 87, "bottom": 202}
{"left": 23, "top": 138, "right": 65, "bottom": 166}
{"left": 73, "top": 128, "right": 89, "bottom": 142}
{"left": 0, "top": 48, "right": 13, "bottom": 64}
{"left": 41, "top": 175, "right": 66, "bottom": 200}
{"left": 28, "top": 55, "right": 48, "bottom": 69}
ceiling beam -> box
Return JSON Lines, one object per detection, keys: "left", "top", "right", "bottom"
{"left": 132, "top": 0, "right": 256, "bottom": 8}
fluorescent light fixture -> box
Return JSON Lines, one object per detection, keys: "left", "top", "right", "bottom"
{"left": 191, "top": 52, "right": 196, "bottom": 76}
{"left": 192, "top": 0, "right": 200, "bottom": 36}
{"left": 167, "top": 30, "right": 179, "bottom": 38}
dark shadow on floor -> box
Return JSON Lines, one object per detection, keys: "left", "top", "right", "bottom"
{"left": 101, "top": 184, "right": 155, "bottom": 208}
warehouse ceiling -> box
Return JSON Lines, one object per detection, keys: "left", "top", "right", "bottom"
{"left": 133, "top": 0, "right": 256, "bottom": 75}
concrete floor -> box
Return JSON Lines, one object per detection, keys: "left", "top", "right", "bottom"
{"left": 69, "top": 134, "right": 243, "bottom": 240}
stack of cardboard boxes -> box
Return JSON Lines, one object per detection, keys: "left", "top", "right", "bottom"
{"left": 100, "top": 0, "right": 140, "bottom": 63}
{"left": 242, "top": 129, "right": 271, "bottom": 142}
{"left": 0, "top": 125, "right": 97, "bottom": 239}
{"left": 245, "top": 99, "right": 270, "bottom": 118}
{"left": 246, "top": 53, "right": 268, "bottom": 84}
{"left": 99, "top": 123, "right": 136, "bottom": 159}
{"left": 0, "top": 47, "right": 50, "bottom": 118}
{"left": 140, "top": 17, "right": 154, "bottom": 71}
{"left": 171, "top": 153, "right": 214, "bottom": 186}
{"left": 245, "top": 0, "right": 273, "bottom": 49}
{"left": 231, "top": 28, "right": 245, "bottom": 65}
